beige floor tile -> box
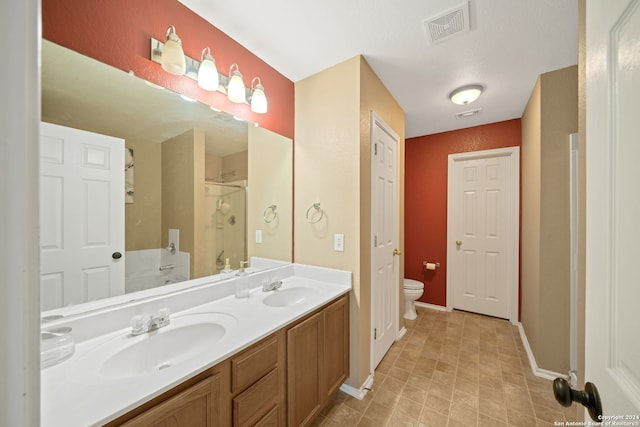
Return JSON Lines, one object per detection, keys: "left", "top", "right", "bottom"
{"left": 419, "top": 407, "right": 450, "bottom": 427}
{"left": 356, "top": 308, "right": 569, "bottom": 427}
{"left": 449, "top": 402, "right": 479, "bottom": 426}
{"left": 402, "top": 383, "right": 428, "bottom": 405}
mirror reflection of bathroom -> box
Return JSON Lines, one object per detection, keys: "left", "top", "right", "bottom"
{"left": 205, "top": 177, "right": 247, "bottom": 275}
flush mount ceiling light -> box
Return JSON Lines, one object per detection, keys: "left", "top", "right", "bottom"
{"left": 160, "top": 25, "right": 186, "bottom": 76}
{"left": 227, "top": 64, "right": 246, "bottom": 103}
{"left": 197, "top": 47, "right": 219, "bottom": 91}
{"left": 250, "top": 77, "right": 268, "bottom": 114}
{"left": 449, "top": 84, "right": 484, "bottom": 105}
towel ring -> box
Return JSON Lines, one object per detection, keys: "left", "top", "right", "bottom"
{"left": 306, "top": 203, "right": 324, "bottom": 224}
{"left": 263, "top": 204, "right": 278, "bottom": 223}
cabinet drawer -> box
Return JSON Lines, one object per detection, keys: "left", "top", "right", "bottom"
{"left": 231, "top": 335, "right": 278, "bottom": 393}
{"left": 232, "top": 368, "right": 279, "bottom": 427}
{"left": 253, "top": 404, "right": 279, "bottom": 427}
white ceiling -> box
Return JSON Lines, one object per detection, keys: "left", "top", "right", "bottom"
{"left": 179, "top": 0, "right": 578, "bottom": 138}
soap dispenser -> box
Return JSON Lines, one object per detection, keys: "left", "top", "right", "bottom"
{"left": 234, "top": 261, "right": 250, "bottom": 298}
{"left": 219, "top": 258, "right": 235, "bottom": 280}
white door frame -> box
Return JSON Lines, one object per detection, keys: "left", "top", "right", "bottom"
{"left": 370, "top": 111, "right": 399, "bottom": 372}
{"left": 0, "top": 0, "right": 40, "bottom": 425}
{"left": 446, "top": 146, "right": 520, "bottom": 324}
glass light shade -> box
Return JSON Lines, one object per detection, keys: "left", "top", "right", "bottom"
{"left": 227, "top": 66, "right": 246, "bottom": 103}
{"left": 449, "top": 85, "right": 483, "bottom": 105}
{"left": 161, "top": 27, "right": 186, "bottom": 76}
{"left": 251, "top": 83, "right": 268, "bottom": 114}
{"left": 197, "top": 49, "right": 219, "bottom": 91}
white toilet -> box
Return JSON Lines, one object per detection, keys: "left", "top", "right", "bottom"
{"left": 403, "top": 278, "right": 425, "bottom": 320}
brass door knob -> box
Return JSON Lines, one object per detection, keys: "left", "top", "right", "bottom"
{"left": 393, "top": 249, "right": 401, "bottom": 256}
{"left": 456, "top": 240, "right": 462, "bottom": 246}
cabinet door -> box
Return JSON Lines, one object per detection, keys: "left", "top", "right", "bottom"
{"left": 120, "top": 375, "right": 220, "bottom": 427}
{"left": 323, "top": 294, "right": 349, "bottom": 400}
{"left": 287, "top": 311, "right": 324, "bottom": 427}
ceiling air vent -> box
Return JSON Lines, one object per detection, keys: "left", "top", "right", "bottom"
{"left": 456, "top": 108, "right": 481, "bottom": 119}
{"left": 423, "top": 1, "right": 470, "bottom": 44}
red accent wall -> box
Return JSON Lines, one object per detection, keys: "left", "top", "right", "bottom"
{"left": 42, "top": 0, "right": 294, "bottom": 139}
{"left": 405, "top": 119, "right": 522, "bottom": 307}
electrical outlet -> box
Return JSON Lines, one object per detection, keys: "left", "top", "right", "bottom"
{"left": 256, "top": 229, "right": 262, "bottom": 244}
{"left": 334, "top": 234, "right": 345, "bottom": 252}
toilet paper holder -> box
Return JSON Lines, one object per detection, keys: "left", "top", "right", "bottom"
{"left": 423, "top": 261, "right": 440, "bottom": 270}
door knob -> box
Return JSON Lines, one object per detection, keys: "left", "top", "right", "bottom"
{"left": 553, "top": 378, "right": 603, "bottom": 421}
{"left": 112, "top": 252, "right": 122, "bottom": 260}
{"left": 456, "top": 240, "right": 462, "bottom": 246}
{"left": 393, "top": 249, "right": 401, "bottom": 256}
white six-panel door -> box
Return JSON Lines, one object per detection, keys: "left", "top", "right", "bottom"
{"left": 447, "top": 147, "right": 519, "bottom": 322}
{"left": 585, "top": 0, "right": 640, "bottom": 416}
{"left": 371, "top": 112, "right": 399, "bottom": 370}
{"left": 40, "top": 122, "right": 125, "bottom": 310}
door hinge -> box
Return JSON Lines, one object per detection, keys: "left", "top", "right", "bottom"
{"left": 374, "top": 143, "right": 378, "bottom": 156}
{"left": 374, "top": 328, "right": 377, "bottom": 340}
{"left": 374, "top": 235, "right": 377, "bottom": 247}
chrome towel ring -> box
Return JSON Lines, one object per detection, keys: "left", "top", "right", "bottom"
{"left": 263, "top": 204, "right": 278, "bottom": 223}
{"left": 306, "top": 203, "right": 324, "bottom": 224}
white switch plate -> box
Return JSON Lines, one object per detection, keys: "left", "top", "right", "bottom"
{"left": 255, "top": 229, "right": 262, "bottom": 244}
{"left": 334, "top": 234, "right": 345, "bottom": 252}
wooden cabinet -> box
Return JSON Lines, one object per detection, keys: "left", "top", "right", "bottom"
{"left": 287, "top": 294, "right": 350, "bottom": 427}
{"left": 323, "top": 294, "right": 350, "bottom": 400}
{"left": 116, "top": 372, "right": 223, "bottom": 427}
{"left": 230, "top": 333, "right": 285, "bottom": 426}
{"left": 106, "top": 293, "right": 348, "bottom": 427}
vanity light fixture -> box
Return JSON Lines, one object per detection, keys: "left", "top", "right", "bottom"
{"left": 449, "top": 84, "right": 484, "bottom": 105}
{"left": 250, "top": 77, "right": 268, "bottom": 114}
{"left": 197, "top": 47, "right": 219, "bottom": 91}
{"left": 160, "top": 25, "right": 186, "bottom": 76}
{"left": 227, "top": 64, "right": 246, "bottom": 103}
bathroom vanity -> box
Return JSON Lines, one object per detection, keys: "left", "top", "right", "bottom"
{"left": 40, "top": 263, "right": 351, "bottom": 427}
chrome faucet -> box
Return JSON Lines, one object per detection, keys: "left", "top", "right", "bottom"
{"left": 130, "top": 308, "right": 170, "bottom": 336}
{"left": 262, "top": 279, "right": 283, "bottom": 292}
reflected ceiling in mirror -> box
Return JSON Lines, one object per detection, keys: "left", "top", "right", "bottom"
{"left": 42, "top": 40, "right": 248, "bottom": 156}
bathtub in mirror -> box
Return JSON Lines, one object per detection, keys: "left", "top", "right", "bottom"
{"left": 40, "top": 40, "right": 292, "bottom": 317}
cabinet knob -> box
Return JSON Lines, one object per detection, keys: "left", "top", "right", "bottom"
{"left": 455, "top": 240, "right": 462, "bottom": 246}
{"left": 393, "top": 249, "right": 401, "bottom": 256}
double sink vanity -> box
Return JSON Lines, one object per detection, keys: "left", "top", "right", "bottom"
{"left": 41, "top": 262, "right": 351, "bottom": 426}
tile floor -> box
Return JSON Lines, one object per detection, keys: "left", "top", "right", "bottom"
{"left": 313, "top": 307, "right": 582, "bottom": 427}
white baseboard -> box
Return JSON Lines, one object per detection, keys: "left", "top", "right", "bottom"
{"left": 517, "top": 322, "right": 569, "bottom": 381}
{"left": 340, "top": 373, "right": 374, "bottom": 400}
{"left": 397, "top": 326, "right": 407, "bottom": 340}
{"left": 414, "top": 301, "right": 447, "bottom": 312}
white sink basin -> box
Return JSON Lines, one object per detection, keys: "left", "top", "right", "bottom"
{"left": 76, "top": 312, "right": 237, "bottom": 380}
{"left": 262, "top": 286, "right": 318, "bottom": 307}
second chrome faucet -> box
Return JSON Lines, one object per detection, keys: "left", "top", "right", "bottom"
{"left": 130, "top": 308, "right": 170, "bottom": 336}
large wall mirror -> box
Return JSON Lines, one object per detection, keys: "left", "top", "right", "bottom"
{"left": 40, "top": 40, "right": 292, "bottom": 316}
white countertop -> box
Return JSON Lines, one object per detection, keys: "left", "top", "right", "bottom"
{"left": 41, "top": 263, "right": 351, "bottom": 427}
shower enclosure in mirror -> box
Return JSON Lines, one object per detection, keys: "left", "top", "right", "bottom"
{"left": 204, "top": 180, "right": 247, "bottom": 276}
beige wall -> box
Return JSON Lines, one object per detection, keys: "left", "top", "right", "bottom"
{"left": 295, "top": 55, "right": 404, "bottom": 389}
{"left": 521, "top": 80, "right": 542, "bottom": 357}
{"left": 247, "top": 126, "right": 293, "bottom": 262}
{"left": 124, "top": 139, "right": 162, "bottom": 251}
{"left": 521, "top": 65, "right": 578, "bottom": 374}
{"left": 161, "top": 129, "right": 206, "bottom": 278}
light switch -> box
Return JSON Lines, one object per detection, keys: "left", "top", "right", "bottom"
{"left": 256, "top": 229, "right": 263, "bottom": 244}
{"left": 334, "top": 234, "right": 345, "bottom": 252}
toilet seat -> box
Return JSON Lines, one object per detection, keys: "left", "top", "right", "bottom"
{"left": 404, "top": 279, "right": 424, "bottom": 291}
